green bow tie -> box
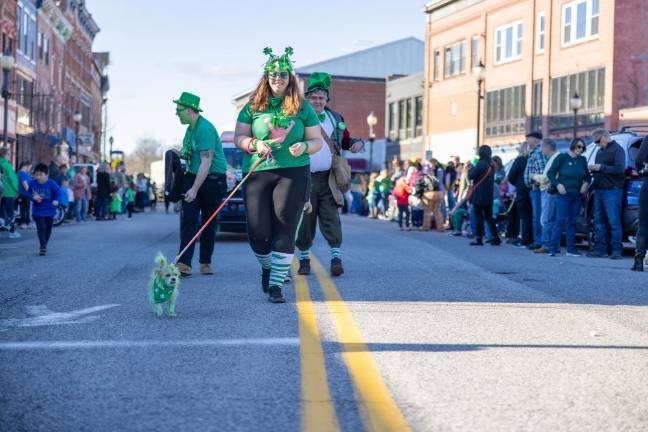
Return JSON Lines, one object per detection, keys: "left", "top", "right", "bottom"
{"left": 318, "top": 113, "right": 326, "bottom": 122}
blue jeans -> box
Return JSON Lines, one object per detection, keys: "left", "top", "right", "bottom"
{"left": 350, "top": 191, "right": 363, "bottom": 214}
{"left": 75, "top": 197, "right": 88, "bottom": 221}
{"left": 530, "top": 189, "right": 542, "bottom": 245}
{"left": 0, "top": 197, "right": 16, "bottom": 233}
{"left": 593, "top": 188, "right": 623, "bottom": 255}
{"left": 550, "top": 192, "right": 583, "bottom": 253}
{"left": 541, "top": 191, "right": 557, "bottom": 248}
{"left": 447, "top": 189, "right": 456, "bottom": 211}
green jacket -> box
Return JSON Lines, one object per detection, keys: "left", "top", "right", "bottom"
{"left": 0, "top": 157, "right": 18, "bottom": 198}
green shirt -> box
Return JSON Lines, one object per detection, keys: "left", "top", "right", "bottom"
{"left": 237, "top": 97, "right": 320, "bottom": 172}
{"left": 182, "top": 116, "right": 227, "bottom": 175}
{"left": 0, "top": 157, "right": 19, "bottom": 198}
{"left": 125, "top": 188, "right": 135, "bottom": 203}
{"left": 547, "top": 153, "right": 589, "bottom": 194}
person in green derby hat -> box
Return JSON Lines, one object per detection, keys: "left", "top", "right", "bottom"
{"left": 234, "top": 47, "right": 324, "bottom": 304}
{"left": 295, "top": 71, "right": 364, "bottom": 278}
{"left": 173, "top": 91, "right": 228, "bottom": 277}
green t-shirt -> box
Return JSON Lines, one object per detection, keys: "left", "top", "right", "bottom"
{"left": 125, "top": 188, "right": 135, "bottom": 203}
{"left": 547, "top": 153, "right": 589, "bottom": 194}
{"left": 237, "top": 97, "right": 320, "bottom": 172}
{"left": 0, "top": 157, "right": 19, "bottom": 198}
{"left": 182, "top": 116, "right": 227, "bottom": 175}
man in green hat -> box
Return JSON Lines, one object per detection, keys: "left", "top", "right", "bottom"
{"left": 296, "top": 72, "right": 364, "bottom": 277}
{"left": 173, "top": 91, "right": 228, "bottom": 277}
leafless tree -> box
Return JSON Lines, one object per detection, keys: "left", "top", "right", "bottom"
{"left": 128, "top": 137, "right": 163, "bottom": 175}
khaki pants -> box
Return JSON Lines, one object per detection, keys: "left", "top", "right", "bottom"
{"left": 422, "top": 191, "right": 444, "bottom": 231}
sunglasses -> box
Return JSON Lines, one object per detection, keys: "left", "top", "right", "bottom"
{"left": 594, "top": 139, "right": 601, "bottom": 144}
{"left": 575, "top": 145, "right": 585, "bottom": 150}
{"left": 175, "top": 107, "right": 186, "bottom": 114}
{"left": 268, "top": 71, "right": 289, "bottom": 80}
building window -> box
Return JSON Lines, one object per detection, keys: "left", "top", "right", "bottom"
{"left": 44, "top": 38, "right": 50, "bottom": 65}
{"left": 485, "top": 84, "right": 526, "bottom": 137}
{"left": 495, "top": 21, "right": 523, "bottom": 64}
{"left": 550, "top": 68, "right": 604, "bottom": 130}
{"left": 415, "top": 96, "right": 423, "bottom": 137}
{"left": 388, "top": 102, "right": 398, "bottom": 140}
{"left": 563, "top": 0, "right": 599, "bottom": 46}
{"left": 406, "top": 98, "right": 413, "bottom": 138}
{"left": 433, "top": 49, "right": 440, "bottom": 81}
{"left": 531, "top": 80, "right": 543, "bottom": 131}
{"left": 15, "top": 75, "right": 33, "bottom": 110}
{"left": 398, "top": 99, "right": 407, "bottom": 140}
{"left": 471, "top": 36, "right": 479, "bottom": 69}
{"left": 444, "top": 40, "right": 466, "bottom": 77}
{"left": 536, "top": 12, "right": 546, "bottom": 53}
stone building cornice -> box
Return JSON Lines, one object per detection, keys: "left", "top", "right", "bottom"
{"left": 39, "top": 0, "right": 73, "bottom": 42}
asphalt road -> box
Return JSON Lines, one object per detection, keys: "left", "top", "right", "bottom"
{"left": 1, "top": 211, "right": 647, "bottom": 431}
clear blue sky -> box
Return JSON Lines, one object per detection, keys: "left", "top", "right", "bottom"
{"left": 89, "top": 0, "right": 427, "bottom": 154}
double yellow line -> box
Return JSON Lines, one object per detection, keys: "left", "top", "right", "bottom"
{"left": 294, "top": 256, "right": 411, "bottom": 432}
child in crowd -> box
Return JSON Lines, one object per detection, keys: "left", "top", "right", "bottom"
{"left": 58, "top": 178, "right": 71, "bottom": 223}
{"left": 392, "top": 177, "right": 411, "bottom": 231}
{"left": 409, "top": 194, "right": 423, "bottom": 230}
{"left": 29, "top": 163, "right": 61, "bottom": 255}
{"left": 125, "top": 182, "right": 135, "bottom": 219}
{"left": 17, "top": 161, "right": 33, "bottom": 229}
{"left": 109, "top": 184, "right": 122, "bottom": 220}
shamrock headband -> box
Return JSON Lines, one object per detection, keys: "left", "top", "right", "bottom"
{"left": 263, "top": 47, "right": 294, "bottom": 74}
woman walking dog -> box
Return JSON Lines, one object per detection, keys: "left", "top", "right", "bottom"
{"left": 234, "top": 47, "right": 323, "bottom": 303}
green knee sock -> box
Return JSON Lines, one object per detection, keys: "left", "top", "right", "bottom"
{"left": 270, "top": 252, "right": 292, "bottom": 287}
{"left": 255, "top": 252, "right": 271, "bottom": 270}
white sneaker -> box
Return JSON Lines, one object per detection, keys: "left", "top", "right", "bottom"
{"left": 9, "top": 231, "right": 21, "bottom": 239}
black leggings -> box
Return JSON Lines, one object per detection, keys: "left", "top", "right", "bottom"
{"left": 244, "top": 166, "right": 309, "bottom": 254}
{"left": 33, "top": 215, "right": 53, "bottom": 248}
{"left": 473, "top": 203, "right": 498, "bottom": 239}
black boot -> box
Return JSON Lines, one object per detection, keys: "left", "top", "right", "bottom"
{"left": 261, "top": 268, "right": 271, "bottom": 293}
{"left": 631, "top": 254, "right": 644, "bottom": 272}
{"left": 298, "top": 259, "right": 311, "bottom": 275}
{"left": 469, "top": 237, "right": 484, "bottom": 246}
{"left": 268, "top": 286, "right": 286, "bottom": 303}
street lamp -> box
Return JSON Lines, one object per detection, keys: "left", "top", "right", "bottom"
{"left": 1, "top": 51, "right": 15, "bottom": 150}
{"left": 366, "top": 111, "right": 378, "bottom": 173}
{"left": 570, "top": 91, "right": 583, "bottom": 140}
{"left": 109, "top": 136, "right": 114, "bottom": 162}
{"left": 473, "top": 61, "right": 486, "bottom": 154}
{"left": 73, "top": 112, "right": 82, "bottom": 162}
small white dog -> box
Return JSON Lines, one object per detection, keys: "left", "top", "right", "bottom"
{"left": 148, "top": 253, "right": 180, "bottom": 317}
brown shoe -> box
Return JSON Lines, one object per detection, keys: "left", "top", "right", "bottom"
{"left": 533, "top": 246, "right": 550, "bottom": 254}
{"left": 330, "top": 258, "right": 344, "bottom": 277}
{"left": 175, "top": 262, "right": 192, "bottom": 277}
{"left": 200, "top": 263, "right": 214, "bottom": 275}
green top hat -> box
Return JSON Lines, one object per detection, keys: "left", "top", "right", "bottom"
{"left": 306, "top": 72, "right": 331, "bottom": 96}
{"left": 173, "top": 92, "right": 203, "bottom": 112}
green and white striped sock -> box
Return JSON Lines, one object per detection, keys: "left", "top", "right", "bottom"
{"left": 331, "top": 247, "right": 341, "bottom": 259}
{"left": 255, "top": 252, "right": 271, "bottom": 270}
{"left": 270, "top": 251, "right": 293, "bottom": 287}
{"left": 298, "top": 249, "right": 310, "bottom": 260}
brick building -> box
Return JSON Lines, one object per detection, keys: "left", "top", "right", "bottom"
{"left": 424, "top": 0, "right": 648, "bottom": 163}
{"left": 0, "top": 0, "right": 17, "bottom": 164}
{"left": 232, "top": 38, "right": 424, "bottom": 171}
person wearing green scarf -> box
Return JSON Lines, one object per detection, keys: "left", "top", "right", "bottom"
{"left": 295, "top": 72, "right": 364, "bottom": 277}
{"left": 234, "top": 47, "right": 323, "bottom": 303}
{"left": 173, "top": 91, "right": 227, "bottom": 277}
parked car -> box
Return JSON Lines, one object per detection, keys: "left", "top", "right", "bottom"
{"left": 215, "top": 132, "right": 247, "bottom": 234}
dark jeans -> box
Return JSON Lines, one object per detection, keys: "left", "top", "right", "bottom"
{"left": 17, "top": 195, "right": 30, "bottom": 224}
{"left": 530, "top": 189, "right": 542, "bottom": 245}
{"left": 550, "top": 192, "right": 583, "bottom": 253}
{"left": 516, "top": 197, "right": 532, "bottom": 245}
{"left": 635, "top": 180, "right": 648, "bottom": 257}
{"left": 179, "top": 174, "right": 226, "bottom": 266}
{"left": 127, "top": 202, "right": 134, "bottom": 218}
{"left": 0, "top": 197, "right": 16, "bottom": 233}
{"left": 505, "top": 200, "right": 519, "bottom": 239}
{"left": 33, "top": 215, "right": 53, "bottom": 248}
{"left": 96, "top": 197, "right": 109, "bottom": 220}
{"left": 397, "top": 204, "right": 410, "bottom": 228}
{"left": 473, "top": 203, "right": 498, "bottom": 239}
{"left": 593, "top": 188, "right": 623, "bottom": 255}
{"left": 411, "top": 208, "right": 423, "bottom": 227}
